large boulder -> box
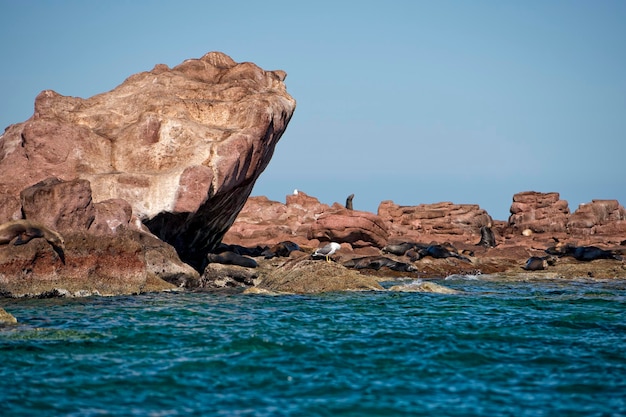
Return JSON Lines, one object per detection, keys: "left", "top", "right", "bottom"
{"left": 568, "top": 200, "right": 626, "bottom": 239}
{"left": 377, "top": 200, "right": 493, "bottom": 243}
{"left": 507, "top": 191, "right": 570, "bottom": 233}
{"left": 223, "top": 192, "right": 330, "bottom": 248}
{"left": 224, "top": 191, "right": 389, "bottom": 250}
{"left": 252, "top": 257, "right": 384, "bottom": 294}
{"left": 308, "top": 209, "right": 389, "bottom": 248}
{"left": 0, "top": 52, "right": 296, "bottom": 269}
{"left": 0, "top": 178, "right": 199, "bottom": 297}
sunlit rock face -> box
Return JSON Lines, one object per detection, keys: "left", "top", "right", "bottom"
{"left": 0, "top": 52, "right": 296, "bottom": 269}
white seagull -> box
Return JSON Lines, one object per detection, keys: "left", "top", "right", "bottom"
{"left": 312, "top": 242, "right": 341, "bottom": 262}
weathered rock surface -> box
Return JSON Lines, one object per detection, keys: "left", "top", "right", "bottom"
{"left": 224, "top": 192, "right": 364, "bottom": 248}
{"left": 0, "top": 178, "right": 198, "bottom": 297}
{"left": 508, "top": 191, "right": 570, "bottom": 234}
{"left": 0, "top": 228, "right": 190, "bottom": 298}
{"left": 378, "top": 200, "right": 493, "bottom": 244}
{"left": 223, "top": 190, "right": 625, "bottom": 283}
{"left": 568, "top": 200, "right": 626, "bottom": 238}
{"left": 308, "top": 209, "right": 389, "bottom": 248}
{"left": 253, "top": 257, "right": 384, "bottom": 294}
{"left": 0, "top": 51, "right": 296, "bottom": 270}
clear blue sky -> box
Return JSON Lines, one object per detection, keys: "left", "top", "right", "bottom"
{"left": 1, "top": 1, "right": 625, "bottom": 220}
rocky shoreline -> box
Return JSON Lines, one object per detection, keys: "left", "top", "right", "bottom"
{"left": 1, "top": 52, "right": 625, "bottom": 303}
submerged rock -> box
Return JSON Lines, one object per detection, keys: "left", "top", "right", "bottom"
{"left": 0, "top": 307, "right": 17, "bottom": 324}
{"left": 388, "top": 281, "right": 462, "bottom": 294}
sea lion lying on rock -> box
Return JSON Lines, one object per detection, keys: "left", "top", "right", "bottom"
{"left": 206, "top": 251, "right": 258, "bottom": 268}
{"left": 262, "top": 241, "right": 301, "bottom": 259}
{"left": 214, "top": 243, "right": 267, "bottom": 257}
{"left": 409, "top": 244, "right": 471, "bottom": 262}
{"left": 382, "top": 242, "right": 426, "bottom": 256}
{"left": 343, "top": 256, "right": 418, "bottom": 273}
{"left": 546, "top": 243, "right": 623, "bottom": 262}
{"left": 522, "top": 256, "right": 556, "bottom": 271}
{"left": 0, "top": 219, "right": 65, "bottom": 263}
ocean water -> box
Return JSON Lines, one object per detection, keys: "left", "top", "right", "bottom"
{"left": 1, "top": 276, "right": 625, "bottom": 417}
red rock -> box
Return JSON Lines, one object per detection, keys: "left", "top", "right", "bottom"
{"left": 568, "top": 200, "right": 626, "bottom": 239}
{"left": 89, "top": 198, "right": 135, "bottom": 235}
{"left": 378, "top": 200, "right": 492, "bottom": 243}
{"left": 0, "top": 52, "right": 295, "bottom": 269}
{"left": 507, "top": 191, "right": 570, "bottom": 233}
{"left": 223, "top": 192, "right": 331, "bottom": 249}
{"left": 0, "top": 228, "right": 197, "bottom": 297}
{"left": 308, "top": 209, "right": 389, "bottom": 248}
{"left": 20, "top": 177, "right": 95, "bottom": 232}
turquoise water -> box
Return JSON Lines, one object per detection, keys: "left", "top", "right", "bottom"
{"left": 1, "top": 276, "right": 626, "bottom": 416}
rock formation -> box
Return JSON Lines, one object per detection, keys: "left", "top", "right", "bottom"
{"left": 0, "top": 178, "right": 198, "bottom": 297}
{"left": 0, "top": 52, "right": 296, "bottom": 270}
{"left": 568, "top": 200, "right": 626, "bottom": 239}
{"left": 377, "top": 201, "right": 493, "bottom": 244}
{"left": 507, "top": 191, "right": 570, "bottom": 233}
{"left": 252, "top": 258, "right": 384, "bottom": 294}
{"left": 224, "top": 192, "right": 390, "bottom": 250}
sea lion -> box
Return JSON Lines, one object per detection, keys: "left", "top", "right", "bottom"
{"left": 345, "top": 194, "right": 354, "bottom": 210}
{"left": 522, "top": 256, "right": 556, "bottom": 271}
{"left": 262, "top": 241, "right": 301, "bottom": 259}
{"left": 546, "top": 243, "right": 622, "bottom": 262}
{"left": 206, "top": 251, "right": 258, "bottom": 268}
{"left": 343, "top": 256, "right": 418, "bottom": 272}
{"left": 382, "top": 242, "right": 424, "bottom": 256}
{"left": 411, "top": 244, "right": 471, "bottom": 262}
{"left": 0, "top": 219, "right": 65, "bottom": 263}
{"left": 476, "top": 226, "right": 496, "bottom": 248}
{"left": 570, "top": 246, "right": 622, "bottom": 262}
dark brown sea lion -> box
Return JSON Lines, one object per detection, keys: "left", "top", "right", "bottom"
{"left": 410, "top": 244, "right": 471, "bottom": 262}
{"left": 345, "top": 194, "right": 354, "bottom": 210}
{"left": 382, "top": 242, "right": 426, "bottom": 256}
{"left": 343, "top": 256, "right": 418, "bottom": 272}
{"left": 262, "top": 241, "right": 301, "bottom": 259}
{"left": 476, "top": 226, "right": 496, "bottom": 248}
{"left": 546, "top": 243, "right": 622, "bottom": 262}
{"left": 206, "top": 251, "right": 258, "bottom": 268}
{"left": 0, "top": 219, "right": 65, "bottom": 263}
{"left": 522, "top": 256, "right": 556, "bottom": 271}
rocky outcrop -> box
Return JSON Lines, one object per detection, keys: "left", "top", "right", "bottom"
{"left": 568, "top": 200, "right": 626, "bottom": 239}
{"left": 507, "top": 191, "right": 570, "bottom": 234}
{"left": 252, "top": 257, "right": 384, "bottom": 294}
{"left": 0, "top": 178, "right": 198, "bottom": 297}
{"left": 377, "top": 201, "right": 493, "bottom": 244}
{"left": 0, "top": 51, "right": 296, "bottom": 270}
{"left": 223, "top": 191, "right": 389, "bottom": 250}
{"left": 505, "top": 192, "right": 626, "bottom": 245}
{"left": 308, "top": 209, "right": 389, "bottom": 248}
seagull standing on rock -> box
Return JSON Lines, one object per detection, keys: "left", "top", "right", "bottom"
{"left": 312, "top": 242, "right": 341, "bottom": 262}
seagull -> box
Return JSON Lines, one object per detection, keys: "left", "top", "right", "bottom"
{"left": 312, "top": 242, "right": 341, "bottom": 262}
